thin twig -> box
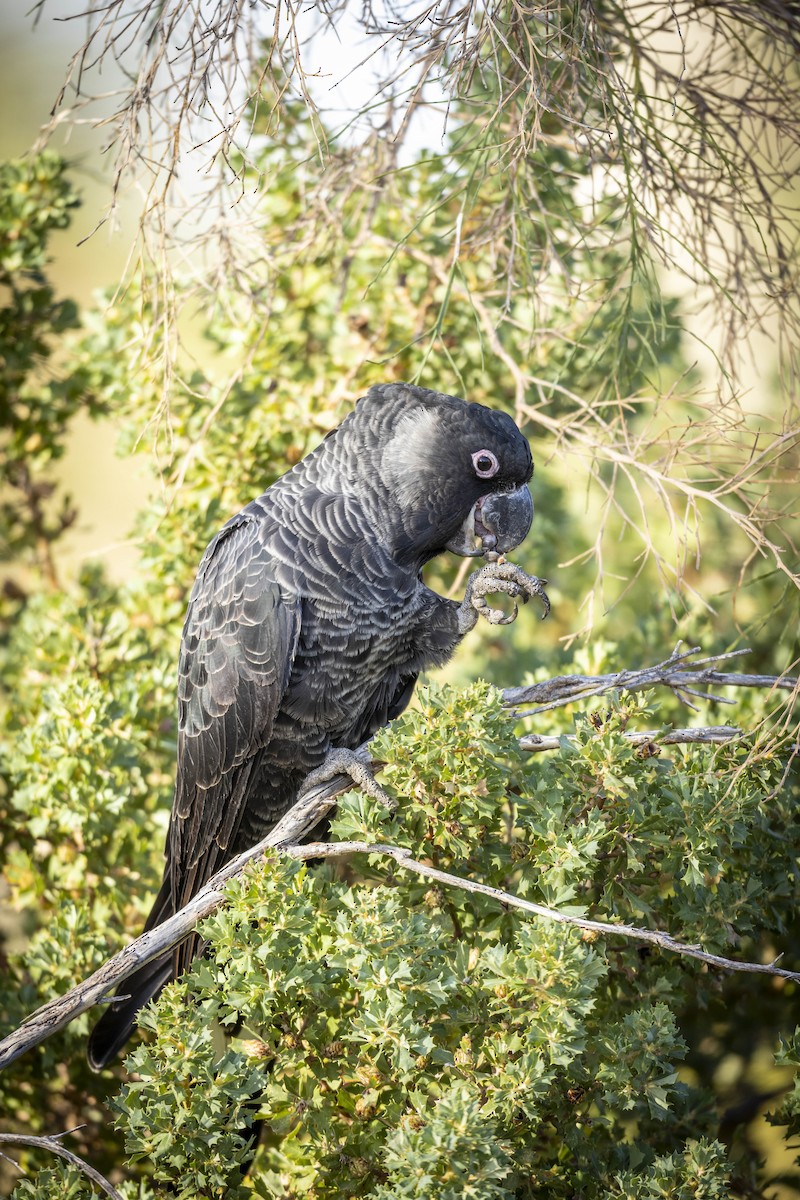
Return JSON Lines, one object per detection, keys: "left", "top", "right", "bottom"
{"left": 33, "top": 0, "right": 800, "bottom": 398}
{"left": 502, "top": 645, "right": 798, "bottom": 713}
{"left": 519, "top": 725, "right": 743, "bottom": 751}
{"left": 0, "top": 1130, "right": 123, "bottom": 1200}
{"left": 286, "top": 841, "right": 800, "bottom": 982}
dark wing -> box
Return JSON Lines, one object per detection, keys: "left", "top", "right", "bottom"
{"left": 87, "top": 514, "right": 300, "bottom": 1066}
{"left": 168, "top": 512, "right": 301, "bottom": 924}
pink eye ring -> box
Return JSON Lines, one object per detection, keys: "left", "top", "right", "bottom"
{"left": 472, "top": 449, "right": 499, "bottom": 478}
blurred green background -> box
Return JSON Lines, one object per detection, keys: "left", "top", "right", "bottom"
{"left": 1, "top": 2, "right": 147, "bottom": 585}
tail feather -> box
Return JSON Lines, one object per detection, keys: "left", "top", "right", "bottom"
{"left": 87, "top": 954, "right": 174, "bottom": 1070}
{"left": 87, "top": 873, "right": 175, "bottom": 1070}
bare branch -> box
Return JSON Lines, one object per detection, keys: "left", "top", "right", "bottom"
{"left": 502, "top": 645, "right": 799, "bottom": 713}
{"left": 519, "top": 725, "right": 744, "bottom": 752}
{"left": 287, "top": 841, "right": 800, "bottom": 983}
{"left": 0, "top": 1130, "right": 123, "bottom": 1200}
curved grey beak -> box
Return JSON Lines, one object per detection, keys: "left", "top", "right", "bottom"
{"left": 446, "top": 484, "right": 534, "bottom": 558}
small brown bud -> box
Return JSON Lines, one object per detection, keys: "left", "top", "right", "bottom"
{"left": 636, "top": 740, "right": 660, "bottom": 759}
{"left": 239, "top": 1039, "right": 271, "bottom": 1060}
{"left": 355, "top": 1095, "right": 377, "bottom": 1119}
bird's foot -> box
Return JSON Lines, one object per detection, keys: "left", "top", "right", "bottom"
{"left": 301, "top": 748, "right": 396, "bottom": 812}
{"left": 458, "top": 560, "right": 551, "bottom": 635}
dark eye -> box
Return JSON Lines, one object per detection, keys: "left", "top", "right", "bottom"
{"left": 472, "top": 449, "right": 499, "bottom": 479}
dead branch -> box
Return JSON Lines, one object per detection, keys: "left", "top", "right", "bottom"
{"left": 503, "top": 645, "right": 799, "bottom": 714}
{"left": 0, "top": 1129, "right": 123, "bottom": 1200}
{"left": 286, "top": 841, "right": 800, "bottom": 983}
{"left": 519, "top": 725, "right": 743, "bottom": 752}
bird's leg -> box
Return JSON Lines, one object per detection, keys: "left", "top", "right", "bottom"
{"left": 300, "top": 747, "right": 396, "bottom": 811}
{"left": 458, "top": 560, "right": 551, "bottom": 636}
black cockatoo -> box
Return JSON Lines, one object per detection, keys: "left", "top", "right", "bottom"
{"left": 88, "top": 382, "right": 547, "bottom": 1069}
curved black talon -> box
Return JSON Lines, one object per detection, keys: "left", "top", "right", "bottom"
{"left": 458, "top": 562, "right": 552, "bottom": 634}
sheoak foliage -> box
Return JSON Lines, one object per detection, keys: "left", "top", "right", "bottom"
{"left": 0, "top": 133, "right": 798, "bottom": 1198}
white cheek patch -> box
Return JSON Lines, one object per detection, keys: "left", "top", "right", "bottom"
{"left": 382, "top": 407, "right": 448, "bottom": 508}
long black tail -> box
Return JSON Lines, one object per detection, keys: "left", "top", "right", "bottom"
{"left": 87, "top": 874, "right": 175, "bottom": 1070}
